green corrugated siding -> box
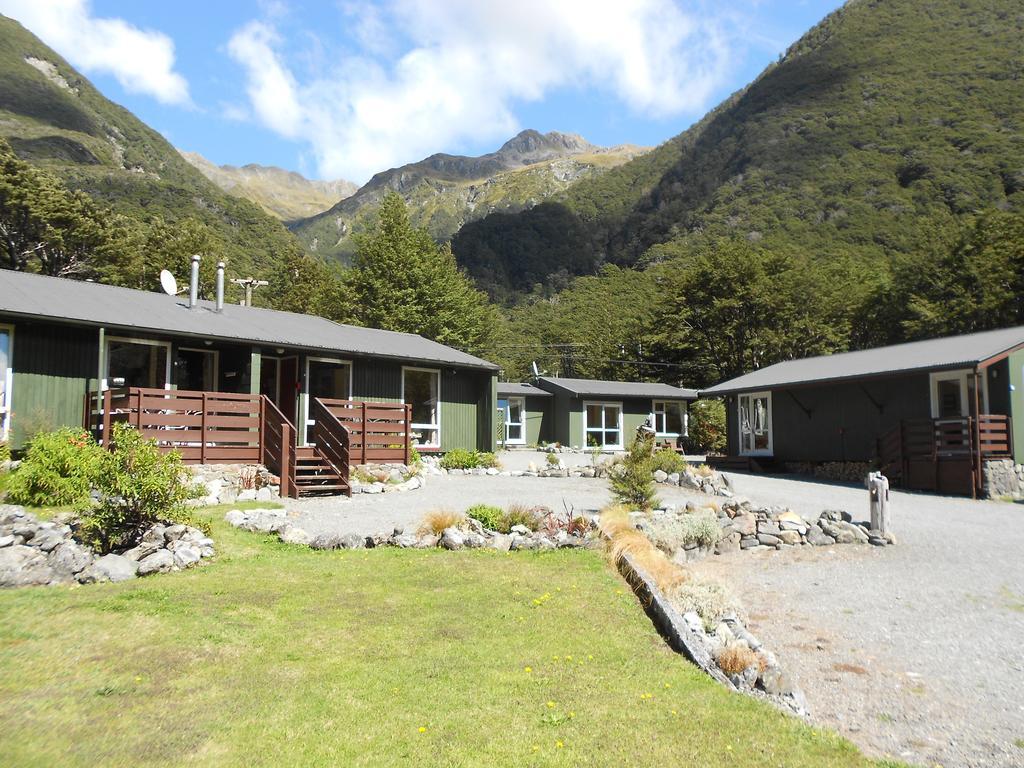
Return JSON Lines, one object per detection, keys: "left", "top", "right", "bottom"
{"left": 440, "top": 369, "right": 489, "bottom": 452}
{"left": 352, "top": 358, "right": 403, "bottom": 403}
{"left": 524, "top": 395, "right": 552, "bottom": 445}
{"left": 7, "top": 320, "right": 98, "bottom": 449}
{"left": 1009, "top": 350, "right": 1024, "bottom": 464}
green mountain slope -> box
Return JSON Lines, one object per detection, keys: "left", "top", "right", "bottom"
{"left": 0, "top": 14, "right": 306, "bottom": 293}
{"left": 179, "top": 150, "right": 357, "bottom": 221}
{"left": 453, "top": 0, "right": 1024, "bottom": 296}
{"left": 289, "top": 129, "right": 647, "bottom": 263}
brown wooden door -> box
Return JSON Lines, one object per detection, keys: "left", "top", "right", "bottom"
{"left": 279, "top": 357, "right": 299, "bottom": 426}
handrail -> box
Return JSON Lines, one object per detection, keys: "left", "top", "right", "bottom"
{"left": 317, "top": 397, "right": 411, "bottom": 465}
{"left": 261, "top": 395, "right": 296, "bottom": 498}
{"left": 310, "top": 397, "right": 351, "bottom": 495}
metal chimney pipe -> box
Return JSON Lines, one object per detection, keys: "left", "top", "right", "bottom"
{"left": 189, "top": 255, "right": 200, "bottom": 309}
{"left": 215, "top": 261, "right": 225, "bottom": 312}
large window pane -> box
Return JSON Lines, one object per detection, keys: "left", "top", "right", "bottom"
{"left": 404, "top": 368, "right": 440, "bottom": 446}
{"left": 107, "top": 340, "right": 168, "bottom": 389}
{"left": 0, "top": 328, "right": 10, "bottom": 439}
{"left": 309, "top": 360, "right": 351, "bottom": 400}
{"left": 176, "top": 349, "right": 217, "bottom": 392}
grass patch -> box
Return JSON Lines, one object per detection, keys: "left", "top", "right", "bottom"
{"left": 0, "top": 509, "right": 885, "bottom": 767}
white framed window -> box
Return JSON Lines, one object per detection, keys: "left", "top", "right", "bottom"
{"left": 501, "top": 396, "right": 526, "bottom": 445}
{"left": 584, "top": 401, "right": 623, "bottom": 450}
{"left": 176, "top": 347, "right": 219, "bottom": 392}
{"left": 652, "top": 400, "right": 687, "bottom": 437}
{"left": 0, "top": 323, "right": 13, "bottom": 442}
{"left": 929, "top": 370, "right": 988, "bottom": 419}
{"left": 105, "top": 336, "right": 171, "bottom": 390}
{"left": 738, "top": 391, "right": 772, "bottom": 456}
{"left": 304, "top": 357, "right": 353, "bottom": 444}
{"left": 402, "top": 366, "right": 441, "bottom": 448}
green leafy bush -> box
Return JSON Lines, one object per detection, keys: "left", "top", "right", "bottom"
{"left": 78, "top": 424, "right": 203, "bottom": 553}
{"left": 650, "top": 448, "right": 688, "bottom": 475}
{"left": 440, "top": 449, "right": 499, "bottom": 470}
{"left": 689, "top": 399, "right": 727, "bottom": 454}
{"left": 408, "top": 447, "right": 423, "bottom": 467}
{"left": 545, "top": 452, "right": 560, "bottom": 467}
{"left": 646, "top": 511, "right": 722, "bottom": 552}
{"left": 609, "top": 431, "right": 659, "bottom": 511}
{"left": 0, "top": 440, "right": 10, "bottom": 464}
{"left": 465, "top": 503, "right": 504, "bottom": 531}
{"left": 668, "top": 578, "right": 745, "bottom": 631}
{"left": 6, "top": 428, "right": 103, "bottom": 507}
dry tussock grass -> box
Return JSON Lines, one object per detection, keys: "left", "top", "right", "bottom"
{"left": 418, "top": 509, "right": 466, "bottom": 536}
{"left": 716, "top": 643, "right": 764, "bottom": 676}
{"left": 695, "top": 463, "right": 716, "bottom": 477}
{"left": 600, "top": 506, "right": 690, "bottom": 594}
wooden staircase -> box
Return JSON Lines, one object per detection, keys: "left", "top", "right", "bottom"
{"left": 293, "top": 446, "right": 351, "bottom": 496}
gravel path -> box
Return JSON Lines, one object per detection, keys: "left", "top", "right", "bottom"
{"left": 692, "top": 474, "right": 1024, "bottom": 768}
{"left": 279, "top": 471, "right": 1024, "bottom": 766}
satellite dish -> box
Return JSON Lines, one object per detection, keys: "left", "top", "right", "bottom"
{"left": 159, "top": 269, "right": 179, "bottom": 296}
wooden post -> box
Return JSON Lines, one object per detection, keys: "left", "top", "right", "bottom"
{"left": 102, "top": 388, "right": 112, "bottom": 447}
{"left": 361, "top": 400, "right": 367, "bottom": 465}
{"left": 134, "top": 389, "right": 142, "bottom": 431}
{"left": 200, "top": 392, "right": 207, "bottom": 464}
{"left": 867, "top": 471, "right": 891, "bottom": 536}
{"left": 404, "top": 403, "right": 411, "bottom": 466}
{"left": 281, "top": 421, "right": 293, "bottom": 498}
{"left": 259, "top": 395, "right": 266, "bottom": 466}
{"left": 972, "top": 370, "right": 982, "bottom": 498}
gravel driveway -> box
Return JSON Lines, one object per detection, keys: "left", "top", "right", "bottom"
{"left": 692, "top": 474, "right": 1024, "bottom": 768}
{"left": 279, "top": 471, "right": 1024, "bottom": 767}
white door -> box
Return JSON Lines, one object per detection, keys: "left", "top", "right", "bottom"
{"left": 504, "top": 396, "right": 526, "bottom": 445}
{"left": 738, "top": 392, "right": 772, "bottom": 456}
{"left": 0, "top": 326, "right": 11, "bottom": 442}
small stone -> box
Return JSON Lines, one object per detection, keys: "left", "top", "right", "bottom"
{"left": 47, "top": 541, "right": 94, "bottom": 578}
{"left": 653, "top": 470, "right": 668, "bottom": 483}
{"left": 463, "top": 532, "right": 487, "bottom": 548}
{"left": 733, "top": 513, "right": 757, "bottom": 537}
{"left": 509, "top": 524, "right": 531, "bottom": 536}
{"left": 29, "top": 527, "right": 64, "bottom": 553}
{"left": 805, "top": 527, "right": 834, "bottom": 546}
{"left": 0, "top": 545, "right": 55, "bottom": 587}
{"left": 0, "top": 535, "right": 14, "bottom": 547}
{"left": 237, "top": 489, "right": 257, "bottom": 502}
{"left": 490, "top": 534, "right": 513, "bottom": 552}
{"left": 136, "top": 549, "right": 174, "bottom": 576}
{"left": 757, "top": 521, "right": 782, "bottom": 536}
{"left": 224, "top": 509, "right": 247, "bottom": 526}
{"left": 760, "top": 666, "right": 796, "bottom": 696}
{"left": 739, "top": 536, "right": 759, "bottom": 550}
{"left": 757, "top": 533, "right": 781, "bottom": 547}
{"left": 163, "top": 524, "right": 187, "bottom": 542}
{"left": 340, "top": 533, "right": 367, "bottom": 549}
{"left": 415, "top": 534, "right": 439, "bottom": 549}
{"left": 279, "top": 526, "right": 311, "bottom": 546}
{"left": 778, "top": 530, "right": 802, "bottom": 545}
{"left": 255, "top": 487, "right": 273, "bottom": 501}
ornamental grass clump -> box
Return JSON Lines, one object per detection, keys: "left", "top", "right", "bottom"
{"left": 600, "top": 505, "right": 689, "bottom": 594}
{"left": 609, "top": 432, "right": 658, "bottom": 511}
{"left": 716, "top": 644, "right": 766, "bottom": 677}
{"left": 646, "top": 511, "right": 722, "bottom": 553}
{"left": 419, "top": 509, "right": 466, "bottom": 535}
{"left": 6, "top": 427, "right": 103, "bottom": 507}
{"left": 439, "top": 449, "right": 500, "bottom": 470}
{"left": 77, "top": 424, "right": 203, "bottom": 553}
{"left": 500, "top": 504, "right": 542, "bottom": 533}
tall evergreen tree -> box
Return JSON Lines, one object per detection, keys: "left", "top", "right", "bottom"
{"left": 347, "top": 192, "right": 495, "bottom": 352}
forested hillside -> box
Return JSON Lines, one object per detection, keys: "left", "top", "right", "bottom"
{"left": 479, "top": 0, "right": 1024, "bottom": 383}
{"left": 0, "top": 14, "right": 317, "bottom": 304}
{"left": 455, "top": 0, "right": 1023, "bottom": 299}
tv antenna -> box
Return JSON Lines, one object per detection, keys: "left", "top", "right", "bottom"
{"left": 159, "top": 269, "right": 181, "bottom": 295}
{"left": 231, "top": 277, "right": 269, "bottom": 306}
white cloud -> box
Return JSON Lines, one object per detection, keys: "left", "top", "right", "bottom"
{"left": 0, "top": 0, "right": 190, "bottom": 106}
{"left": 228, "top": 0, "right": 736, "bottom": 182}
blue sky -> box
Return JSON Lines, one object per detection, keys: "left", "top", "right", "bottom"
{"left": 2, "top": 0, "right": 844, "bottom": 183}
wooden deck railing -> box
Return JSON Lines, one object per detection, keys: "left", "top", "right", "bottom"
{"left": 310, "top": 397, "right": 351, "bottom": 481}
{"left": 877, "top": 414, "right": 1012, "bottom": 497}
{"left": 260, "top": 396, "right": 296, "bottom": 498}
{"left": 85, "top": 387, "right": 262, "bottom": 464}
{"left": 317, "top": 399, "right": 411, "bottom": 465}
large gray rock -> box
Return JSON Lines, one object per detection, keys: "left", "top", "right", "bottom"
{"left": 760, "top": 666, "right": 797, "bottom": 696}
{"left": 224, "top": 509, "right": 247, "bottom": 527}
{"left": 805, "top": 527, "right": 835, "bottom": 546}
{"left": 490, "top": 534, "right": 513, "bottom": 552}
{"left": 0, "top": 504, "right": 28, "bottom": 525}
{"left": 172, "top": 545, "right": 202, "bottom": 568}
{"left": 136, "top": 549, "right": 174, "bottom": 576}
{"left": 279, "top": 526, "right": 311, "bottom": 546}
{"left": 88, "top": 554, "right": 138, "bottom": 583}
{"left": 440, "top": 527, "right": 465, "bottom": 550}
{"left": 652, "top": 469, "right": 668, "bottom": 483}
{"left": 732, "top": 513, "right": 757, "bottom": 537}
{"left": 340, "top": 533, "right": 367, "bottom": 549}
{"left": 47, "top": 541, "right": 94, "bottom": 578}
{"left": 757, "top": 533, "right": 781, "bottom": 547}
{"left": 0, "top": 545, "right": 55, "bottom": 587}
{"left": 30, "top": 526, "right": 65, "bottom": 553}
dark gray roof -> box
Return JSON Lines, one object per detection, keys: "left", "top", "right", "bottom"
{"left": 497, "top": 382, "right": 551, "bottom": 397}
{"left": 703, "top": 325, "right": 1024, "bottom": 395}
{"left": 537, "top": 377, "right": 697, "bottom": 399}
{"left": 0, "top": 270, "right": 497, "bottom": 370}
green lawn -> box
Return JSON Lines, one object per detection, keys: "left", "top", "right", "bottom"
{"left": 0, "top": 510, "right": 886, "bottom": 767}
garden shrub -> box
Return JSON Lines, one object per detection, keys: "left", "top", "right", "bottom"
{"left": 408, "top": 447, "right": 422, "bottom": 467}
{"left": 544, "top": 452, "right": 560, "bottom": 467}
{"left": 609, "top": 431, "right": 658, "bottom": 511}
{"left": 440, "top": 448, "right": 499, "bottom": 470}
{"left": 77, "top": 424, "right": 203, "bottom": 553}
{"left": 6, "top": 427, "right": 103, "bottom": 507}
{"left": 650, "top": 448, "right": 688, "bottom": 475}
{"left": 0, "top": 440, "right": 9, "bottom": 464}
{"left": 689, "top": 399, "right": 727, "bottom": 454}
{"left": 668, "top": 578, "right": 745, "bottom": 631}
{"left": 465, "top": 503, "right": 504, "bottom": 531}
{"left": 646, "top": 511, "right": 722, "bottom": 552}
